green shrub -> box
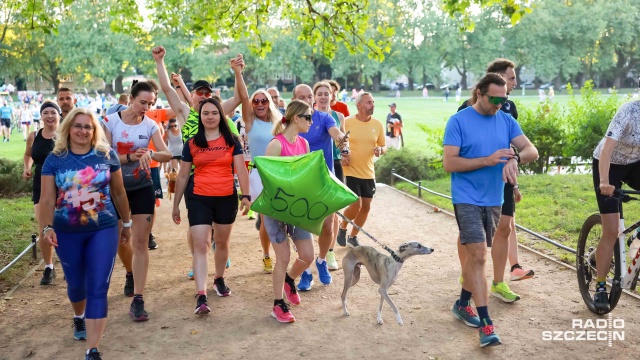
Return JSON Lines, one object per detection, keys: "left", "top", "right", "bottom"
{"left": 0, "top": 158, "right": 32, "bottom": 197}
{"left": 518, "top": 101, "right": 567, "bottom": 174}
{"left": 375, "top": 147, "right": 445, "bottom": 184}
{"left": 564, "top": 80, "right": 622, "bottom": 161}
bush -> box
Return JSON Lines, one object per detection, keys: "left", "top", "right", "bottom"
{"left": 0, "top": 158, "right": 31, "bottom": 197}
{"left": 517, "top": 101, "right": 567, "bottom": 174}
{"left": 375, "top": 147, "right": 445, "bottom": 184}
{"left": 564, "top": 80, "right": 622, "bottom": 161}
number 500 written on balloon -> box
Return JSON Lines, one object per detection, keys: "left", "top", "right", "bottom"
{"left": 271, "top": 188, "right": 329, "bottom": 220}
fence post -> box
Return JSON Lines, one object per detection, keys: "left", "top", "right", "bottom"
{"left": 418, "top": 181, "right": 422, "bottom": 198}
{"left": 390, "top": 168, "right": 396, "bottom": 186}
{"left": 31, "top": 234, "right": 37, "bottom": 261}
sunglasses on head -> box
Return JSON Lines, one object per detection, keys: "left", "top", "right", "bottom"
{"left": 252, "top": 98, "right": 269, "bottom": 105}
{"left": 297, "top": 114, "right": 312, "bottom": 122}
{"left": 481, "top": 91, "right": 508, "bottom": 106}
{"left": 195, "top": 90, "right": 212, "bottom": 97}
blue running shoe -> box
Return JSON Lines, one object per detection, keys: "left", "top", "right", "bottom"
{"left": 316, "top": 258, "right": 332, "bottom": 285}
{"left": 226, "top": 258, "right": 231, "bottom": 269}
{"left": 479, "top": 320, "right": 502, "bottom": 347}
{"left": 187, "top": 269, "right": 194, "bottom": 280}
{"left": 73, "top": 317, "right": 87, "bottom": 340}
{"left": 451, "top": 300, "right": 481, "bottom": 328}
{"left": 297, "top": 271, "right": 314, "bottom": 291}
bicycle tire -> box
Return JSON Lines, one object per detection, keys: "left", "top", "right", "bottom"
{"left": 576, "top": 213, "right": 621, "bottom": 314}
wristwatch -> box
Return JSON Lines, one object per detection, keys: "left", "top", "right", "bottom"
{"left": 43, "top": 225, "right": 54, "bottom": 234}
{"left": 176, "top": 86, "right": 181, "bottom": 89}
{"left": 239, "top": 194, "right": 251, "bottom": 201}
{"left": 126, "top": 153, "right": 132, "bottom": 163}
{"left": 122, "top": 220, "right": 132, "bottom": 228}
{"left": 149, "top": 150, "right": 154, "bottom": 159}
{"left": 510, "top": 155, "right": 521, "bottom": 163}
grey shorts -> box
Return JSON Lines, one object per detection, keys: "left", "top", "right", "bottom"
{"left": 453, "top": 204, "right": 501, "bottom": 247}
{"left": 263, "top": 215, "right": 313, "bottom": 244}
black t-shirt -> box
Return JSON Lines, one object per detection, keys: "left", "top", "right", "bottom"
{"left": 457, "top": 99, "right": 519, "bottom": 120}
{"left": 386, "top": 112, "right": 402, "bottom": 137}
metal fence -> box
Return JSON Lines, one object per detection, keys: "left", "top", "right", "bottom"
{"left": 390, "top": 170, "right": 576, "bottom": 254}
{"left": 0, "top": 234, "right": 38, "bottom": 276}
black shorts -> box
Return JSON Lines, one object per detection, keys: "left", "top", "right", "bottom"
{"left": 501, "top": 183, "right": 515, "bottom": 217}
{"left": 346, "top": 176, "right": 376, "bottom": 198}
{"left": 150, "top": 167, "right": 163, "bottom": 199}
{"left": 0, "top": 118, "right": 10, "bottom": 128}
{"left": 593, "top": 157, "right": 640, "bottom": 214}
{"left": 126, "top": 186, "right": 156, "bottom": 215}
{"left": 172, "top": 155, "right": 181, "bottom": 160}
{"left": 185, "top": 193, "right": 238, "bottom": 226}
{"left": 333, "top": 160, "right": 344, "bottom": 183}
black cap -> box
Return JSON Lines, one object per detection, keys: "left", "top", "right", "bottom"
{"left": 193, "top": 80, "right": 213, "bottom": 91}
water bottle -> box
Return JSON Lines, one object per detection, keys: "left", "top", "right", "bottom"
{"left": 630, "top": 229, "right": 640, "bottom": 257}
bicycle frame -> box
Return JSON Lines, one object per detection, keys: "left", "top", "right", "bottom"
{"left": 619, "top": 217, "right": 640, "bottom": 289}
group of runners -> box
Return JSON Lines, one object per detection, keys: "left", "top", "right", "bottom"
{"left": 17, "top": 45, "right": 639, "bottom": 357}
{"left": 22, "top": 45, "right": 386, "bottom": 360}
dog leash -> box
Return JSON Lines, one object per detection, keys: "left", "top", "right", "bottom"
{"left": 336, "top": 212, "right": 403, "bottom": 263}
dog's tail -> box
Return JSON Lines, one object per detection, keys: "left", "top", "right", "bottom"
{"left": 351, "top": 263, "right": 361, "bottom": 287}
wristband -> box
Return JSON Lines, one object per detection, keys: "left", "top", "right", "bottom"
{"left": 176, "top": 86, "right": 181, "bottom": 89}
{"left": 513, "top": 184, "right": 519, "bottom": 189}
{"left": 513, "top": 154, "right": 521, "bottom": 163}
{"left": 122, "top": 220, "right": 132, "bottom": 228}
{"left": 149, "top": 150, "right": 154, "bottom": 159}
{"left": 43, "top": 225, "right": 54, "bottom": 234}
{"left": 127, "top": 153, "right": 132, "bottom": 163}
{"left": 239, "top": 194, "right": 251, "bottom": 201}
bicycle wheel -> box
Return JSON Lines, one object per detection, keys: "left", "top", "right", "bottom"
{"left": 576, "top": 213, "right": 621, "bottom": 314}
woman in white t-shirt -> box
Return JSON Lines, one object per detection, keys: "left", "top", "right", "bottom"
{"left": 102, "top": 80, "right": 171, "bottom": 322}
{"left": 591, "top": 100, "right": 640, "bottom": 313}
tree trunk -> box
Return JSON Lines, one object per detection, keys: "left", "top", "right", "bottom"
{"left": 372, "top": 71, "right": 381, "bottom": 92}
{"left": 48, "top": 59, "right": 60, "bottom": 93}
{"left": 115, "top": 75, "right": 124, "bottom": 94}
{"left": 515, "top": 65, "right": 522, "bottom": 87}
{"left": 407, "top": 66, "right": 414, "bottom": 91}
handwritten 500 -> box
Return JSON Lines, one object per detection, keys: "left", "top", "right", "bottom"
{"left": 271, "top": 188, "right": 329, "bottom": 220}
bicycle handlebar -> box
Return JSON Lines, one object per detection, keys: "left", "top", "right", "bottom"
{"left": 601, "top": 188, "right": 640, "bottom": 203}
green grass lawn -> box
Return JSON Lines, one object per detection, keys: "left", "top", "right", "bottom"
{"left": 0, "top": 130, "right": 28, "bottom": 162}
{"left": 0, "top": 196, "right": 38, "bottom": 287}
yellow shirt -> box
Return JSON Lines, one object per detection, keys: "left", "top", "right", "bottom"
{"left": 344, "top": 115, "right": 385, "bottom": 179}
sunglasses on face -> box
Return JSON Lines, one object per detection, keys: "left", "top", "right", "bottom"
{"left": 72, "top": 123, "right": 94, "bottom": 131}
{"left": 481, "top": 91, "right": 508, "bottom": 106}
{"left": 169, "top": 125, "right": 178, "bottom": 128}
{"left": 252, "top": 98, "right": 269, "bottom": 105}
{"left": 195, "top": 90, "right": 212, "bottom": 97}
{"left": 297, "top": 114, "right": 312, "bottom": 122}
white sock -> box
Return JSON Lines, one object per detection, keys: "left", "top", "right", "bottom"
{"left": 317, "top": 257, "right": 326, "bottom": 264}
{"left": 45, "top": 264, "right": 54, "bottom": 269}
{"left": 304, "top": 268, "right": 312, "bottom": 275}
{"left": 263, "top": 254, "right": 270, "bottom": 259}
{"left": 74, "top": 313, "right": 85, "bottom": 319}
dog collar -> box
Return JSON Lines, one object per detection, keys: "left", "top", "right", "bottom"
{"left": 383, "top": 245, "right": 403, "bottom": 263}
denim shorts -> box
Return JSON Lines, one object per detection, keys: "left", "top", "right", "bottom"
{"left": 263, "top": 215, "right": 313, "bottom": 244}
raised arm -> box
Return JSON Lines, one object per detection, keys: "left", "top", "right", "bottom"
{"left": 152, "top": 46, "right": 189, "bottom": 126}
{"left": 443, "top": 145, "right": 514, "bottom": 173}
{"left": 223, "top": 55, "right": 249, "bottom": 119}
{"left": 171, "top": 73, "right": 193, "bottom": 108}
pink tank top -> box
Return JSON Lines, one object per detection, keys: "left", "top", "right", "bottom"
{"left": 275, "top": 134, "right": 308, "bottom": 157}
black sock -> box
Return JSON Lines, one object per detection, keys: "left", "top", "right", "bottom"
{"left": 510, "top": 263, "right": 520, "bottom": 272}
{"left": 126, "top": 271, "right": 133, "bottom": 276}
{"left": 329, "top": 249, "right": 334, "bottom": 252}
{"left": 134, "top": 294, "right": 143, "bottom": 300}
{"left": 285, "top": 273, "right": 294, "bottom": 283}
{"left": 274, "top": 299, "right": 285, "bottom": 306}
{"left": 476, "top": 306, "right": 492, "bottom": 326}
{"left": 459, "top": 288, "right": 472, "bottom": 306}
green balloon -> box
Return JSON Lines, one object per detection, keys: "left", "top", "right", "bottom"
{"left": 251, "top": 150, "right": 358, "bottom": 235}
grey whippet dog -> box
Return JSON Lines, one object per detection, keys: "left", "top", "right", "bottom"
{"left": 341, "top": 241, "right": 434, "bottom": 325}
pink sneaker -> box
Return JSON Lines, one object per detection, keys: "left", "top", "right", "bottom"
{"left": 284, "top": 281, "right": 301, "bottom": 305}
{"left": 272, "top": 302, "right": 296, "bottom": 323}
{"left": 510, "top": 265, "right": 534, "bottom": 281}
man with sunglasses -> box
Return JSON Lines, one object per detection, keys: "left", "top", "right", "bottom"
{"left": 457, "top": 59, "right": 535, "bottom": 304}
{"left": 445, "top": 73, "right": 538, "bottom": 347}
{"left": 291, "top": 84, "right": 348, "bottom": 290}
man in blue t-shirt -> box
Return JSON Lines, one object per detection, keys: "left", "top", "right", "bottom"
{"left": 292, "top": 84, "right": 348, "bottom": 290}
{"left": 0, "top": 102, "right": 12, "bottom": 142}
{"left": 443, "top": 73, "right": 538, "bottom": 347}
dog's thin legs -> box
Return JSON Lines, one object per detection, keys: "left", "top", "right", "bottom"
{"left": 379, "top": 287, "right": 403, "bottom": 325}
{"left": 377, "top": 294, "right": 385, "bottom": 324}
{"left": 341, "top": 256, "right": 353, "bottom": 316}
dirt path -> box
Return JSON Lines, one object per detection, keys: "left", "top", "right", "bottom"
{"left": 1, "top": 185, "right": 639, "bottom": 360}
